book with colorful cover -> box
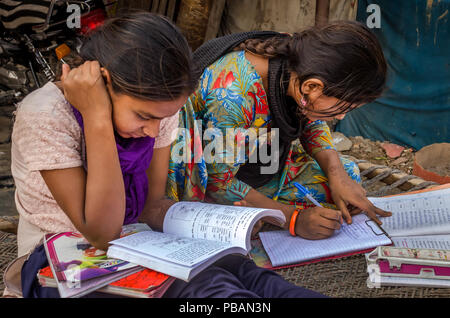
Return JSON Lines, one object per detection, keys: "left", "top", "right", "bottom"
{"left": 38, "top": 266, "right": 175, "bottom": 298}
{"left": 43, "top": 223, "right": 153, "bottom": 297}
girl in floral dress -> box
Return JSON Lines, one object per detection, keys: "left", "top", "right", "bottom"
{"left": 166, "top": 22, "right": 392, "bottom": 240}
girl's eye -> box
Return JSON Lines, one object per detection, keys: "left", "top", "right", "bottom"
{"left": 137, "top": 113, "right": 151, "bottom": 121}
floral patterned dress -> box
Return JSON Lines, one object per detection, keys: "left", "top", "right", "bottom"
{"left": 166, "top": 50, "right": 360, "bottom": 209}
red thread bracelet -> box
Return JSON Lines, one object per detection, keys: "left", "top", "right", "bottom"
{"left": 289, "top": 208, "right": 302, "bottom": 237}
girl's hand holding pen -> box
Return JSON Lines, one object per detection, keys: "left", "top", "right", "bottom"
{"left": 295, "top": 207, "right": 344, "bottom": 240}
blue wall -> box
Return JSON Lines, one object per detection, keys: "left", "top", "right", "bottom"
{"left": 336, "top": 0, "right": 450, "bottom": 150}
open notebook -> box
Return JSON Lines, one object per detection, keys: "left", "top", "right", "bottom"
{"left": 258, "top": 214, "right": 392, "bottom": 267}
{"left": 255, "top": 185, "right": 450, "bottom": 269}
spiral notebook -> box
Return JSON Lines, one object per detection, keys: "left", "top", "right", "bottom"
{"left": 258, "top": 214, "right": 392, "bottom": 267}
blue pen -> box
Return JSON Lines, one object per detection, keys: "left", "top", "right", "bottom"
{"left": 293, "top": 182, "right": 323, "bottom": 207}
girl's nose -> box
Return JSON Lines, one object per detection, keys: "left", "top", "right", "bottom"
{"left": 335, "top": 114, "right": 346, "bottom": 120}
{"left": 143, "top": 120, "right": 161, "bottom": 138}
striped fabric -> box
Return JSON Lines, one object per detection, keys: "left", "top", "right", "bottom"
{"left": 0, "top": 0, "right": 52, "bottom": 30}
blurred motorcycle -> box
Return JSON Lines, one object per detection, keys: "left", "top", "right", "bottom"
{"left": 0, "top": 0, "right": 114, "bottom": 102}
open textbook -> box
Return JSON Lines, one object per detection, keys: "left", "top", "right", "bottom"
{"left": 368, "top": 186, "right": 450, "bottom": 247}
{"left": 364, "top": 185, "right": 450, "bottom": 288}
{"left": 107, "top": 201, "right": 285, "bottom": 281}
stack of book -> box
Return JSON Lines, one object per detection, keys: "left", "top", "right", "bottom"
{"left": 41, "top": 223, "right": 174, "bottom": 298}
{"left": 364, "top": 185, "right": 450, "bottom": 288}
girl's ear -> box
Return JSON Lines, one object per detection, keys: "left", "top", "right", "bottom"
{"left": 300, "top": 78, "right": 324, "bottom": 95}
{"left": 101, "top": 67, "right": 115, "bottom": 96}
{"left": 100, "top": 67, "right": 112, "bottom": 85}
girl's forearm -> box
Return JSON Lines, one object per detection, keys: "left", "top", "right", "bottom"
{"left": 138, "top": 198, "right": 176, "bottom": 231}
{"left": 81, "top": 116, "right": 126, "bottom": 247}
{"left": 313, "top": 149, "right": 347, "bottom": 179}
{"left": 244, "top": 188, "right": 295, "bottom": 229}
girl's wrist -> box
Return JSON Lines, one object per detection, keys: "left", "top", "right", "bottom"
{"left": 82, "top": 112, "right": 113, "bottom": 130}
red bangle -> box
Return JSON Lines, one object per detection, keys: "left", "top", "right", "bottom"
{"left": 289, "top": 208, "right": 302, "bottom": 237}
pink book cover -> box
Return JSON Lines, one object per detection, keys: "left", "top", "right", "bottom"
{"left": 43, "top": 223, "right": 152, "bottom": 297}
{"left": 378, "top": 260, "right": 450, "bottom": 278}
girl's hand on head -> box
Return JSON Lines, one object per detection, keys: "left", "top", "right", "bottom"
{"left": 328, "top": 173, "right": 392, "bottom": 225}
{"left": 61, "top": 61, "right": 112, "bottom": 121}
{"left": 295, "top": 206, "right": 343, "bottom": 239}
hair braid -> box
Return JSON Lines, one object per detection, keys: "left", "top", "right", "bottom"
{"left": 234, "top": 21, "right": 387, "bottom": 118}
{"left": 234, "top": 35, "right": 293, "bottom": 58}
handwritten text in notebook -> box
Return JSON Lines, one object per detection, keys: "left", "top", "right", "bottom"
{"left": 259, "top": 214, "right": 391, "bottom": 267}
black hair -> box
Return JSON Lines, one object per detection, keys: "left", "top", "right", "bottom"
{"left": 237, "top": 21, "right": 387, "bottom": 117}
{"left": 79, "top": 11, "right": 198, "bottom": 101}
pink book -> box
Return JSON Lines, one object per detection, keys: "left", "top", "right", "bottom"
{"left": 367, "top": 246, "right": 450, "bottom": 280}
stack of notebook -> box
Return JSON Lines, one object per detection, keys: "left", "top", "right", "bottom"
{"left": 364, "top": 185, "right": 450, "bottom": 288}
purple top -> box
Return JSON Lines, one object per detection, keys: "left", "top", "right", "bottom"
{"left": 71, "top": 106, "right": 155, "bottom": 225}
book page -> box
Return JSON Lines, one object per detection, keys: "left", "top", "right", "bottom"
{"left": 259, "top": 214, "right": 391, "bottom": 267}
{"left": 391, "top": 235, "right": 450, "bottom": 249}
{"left": 163, "top": 202, "right": 285, "bottom": 250}
{"left": 109, "top": 230, "right": 239, "bottom": 267}
{"left": 369, "top": 188, "right": 450, "bottom": 237}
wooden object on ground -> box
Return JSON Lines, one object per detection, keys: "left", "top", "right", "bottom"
{"left": 356, "top": 159, "right": 438, "bottom": 193}
{"left": 315, "top": 0, "right": 330, "bottom": 26}
{"left": 150, "top": 0, "right": 178, "bottom": 20}
{"left": 117, "top": 0, "right": 152, "bottom": 11}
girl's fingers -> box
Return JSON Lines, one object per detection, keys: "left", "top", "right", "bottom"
{"left": 335, "top": 199, "right": 352, "bottom": 224}
{"left": 318, "top": 217, "right": 341, "bottom": 231}
{"left": 374, "top": 206, "right": 392, "bottom": 217}
{"left": 61, "top": 64, "right": 71, "bottom": 82}
{"left": 319, "top": 208, "right": 343, "bottom": 224}
{"left": 356, "top": 200, "right": 392, "bottom": 225}
{"left": 233, "top": 200, "right": 248, "bottom": 207}
{"left": 89, "top": 61, "right": 102, "bottom": 78}
{"left": 348, "top": 205, "right": 363, "bottom": 215}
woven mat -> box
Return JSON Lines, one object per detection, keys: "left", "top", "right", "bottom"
{"left": 0, "top": 231, "right": 18, "bottom": 294}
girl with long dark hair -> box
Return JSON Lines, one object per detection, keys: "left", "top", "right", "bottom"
{"left": 164, "top": 21, "right": 392, "bottom": 240}
{"left": 10, "top": 11, "right": 323, "bottom": 298}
